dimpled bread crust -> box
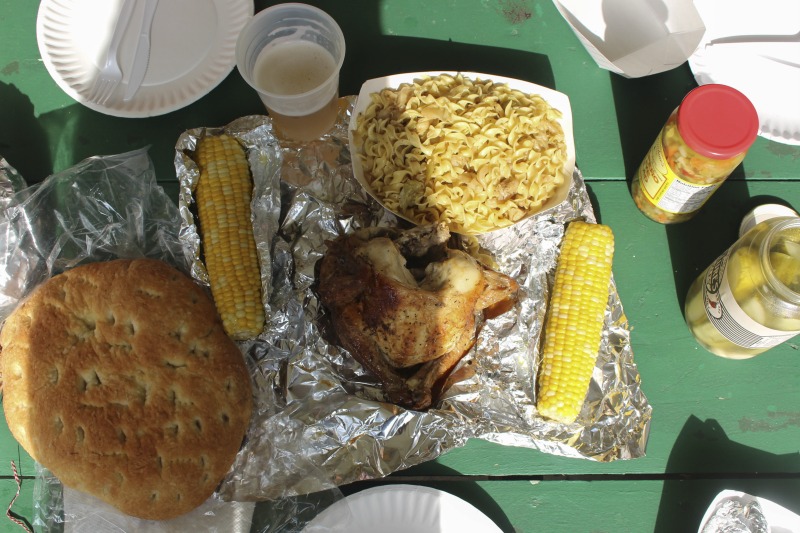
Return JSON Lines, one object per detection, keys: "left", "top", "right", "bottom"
{"left": 0, "top": 259, "right": 253, "bottom": 521}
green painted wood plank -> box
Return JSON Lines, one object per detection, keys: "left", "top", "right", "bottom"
{"left": 474, "top": 479, "right": 664, "bottom": 533}
{"left": 479, "top": 478, "right": 800, "bottom": 533}
{"left": 0, "top": 415, "right": 35, "bottom": 479}
{"left": 336, "top": 478, "right": 800, "bottom": 533}
{"left": 4, "top": 476, "right": 798, "bottom": 532}
{"left": 0, "top": 478, "right": 35, "bottom": 532}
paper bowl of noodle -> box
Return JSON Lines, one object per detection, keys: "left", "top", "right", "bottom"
{"left": 348, "top": 71, "right": 575, "bottom": 235}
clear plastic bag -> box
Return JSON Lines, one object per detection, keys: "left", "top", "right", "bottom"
{"left": 0, "top": 149, "right": 344, "bottom": 532}
{"left": 0, "top": 148, "right": 187, "bottom": 321}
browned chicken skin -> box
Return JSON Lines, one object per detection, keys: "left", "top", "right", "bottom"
{"left": 317, "top": 223, "right": 519, "bottom": 409}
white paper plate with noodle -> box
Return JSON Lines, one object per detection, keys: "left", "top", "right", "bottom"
{"left": 349, "top": 71, "right": 575, "bottom": 235}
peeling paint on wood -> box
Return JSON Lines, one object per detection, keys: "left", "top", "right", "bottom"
{"left": 1, "top": 61, "right": 19, "bottom": 75}
{"left": 739, "top": 411, "right": 800, "bottom": 432}
{"left": 498, "top": 0, "right": 533, "bottom": 24}
{"left": 766, "top": 142, "right": 800, "bottom": 161}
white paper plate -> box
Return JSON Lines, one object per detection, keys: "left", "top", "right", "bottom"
{"left": 348, "top": 71, "right": 575, "bottom": 234}
{"left": 36, "top": 0, "right": 253, "bottom": 118}
{"left": 697, "top": 490, "right": 800, "bottom": 532}
{"left": 688, "top": 0, "right": 800, "bottom": 145}
{"left": 302, "top": 485, "right": 503, "bottom": 533}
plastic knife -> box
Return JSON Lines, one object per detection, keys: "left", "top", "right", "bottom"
{"left": 123, "top": 0, "right": 159, "bottom": 102}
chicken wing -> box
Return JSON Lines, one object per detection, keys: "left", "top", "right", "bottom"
{"left": 317, "top": 224, "right": 518, "bottom": 409}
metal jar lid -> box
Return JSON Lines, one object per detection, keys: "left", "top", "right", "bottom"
{"left": 677, "top": 84, "right": 759, "bottom": 160}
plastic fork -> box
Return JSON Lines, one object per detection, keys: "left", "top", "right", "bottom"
{"left": 86, "top": 0, "right": 136, "bottom": 105}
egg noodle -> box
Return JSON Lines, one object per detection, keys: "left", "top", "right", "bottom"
{"left": 354, "top": 73, "right": 567, "bottom": 234}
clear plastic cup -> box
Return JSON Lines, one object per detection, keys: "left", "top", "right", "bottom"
{"left": 235, "top": 3, "right": 345, "bottom": 142}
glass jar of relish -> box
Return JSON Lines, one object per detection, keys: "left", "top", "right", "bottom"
{"left": 631, "top": 84, "right": 759, "bottom": 224}
{"left": 685, "top": 205, "right": 800, "bottom": 359}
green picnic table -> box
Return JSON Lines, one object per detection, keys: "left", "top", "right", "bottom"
{"left": 1, "top": 1, "right": 799, "bottom": 531}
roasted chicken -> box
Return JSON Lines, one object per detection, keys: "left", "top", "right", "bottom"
{"left": 317, "top": 223, "right": 519, "bottom": 409}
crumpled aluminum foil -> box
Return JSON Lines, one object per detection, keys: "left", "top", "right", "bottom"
{"left": 698, "top": 490, "right": 800, "bottom": 533}
{"left": 174, "top": 98, "right": 653, "bottom": 502}
{"left": 701, "top": 498, "right": 768, "bottom": 533}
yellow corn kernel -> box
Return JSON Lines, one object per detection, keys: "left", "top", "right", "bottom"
{"left": 536, "top": 221, "right": 615, "bottom": 424}
{"left": 195, "top": 133, "right": 264, "bottom": 340}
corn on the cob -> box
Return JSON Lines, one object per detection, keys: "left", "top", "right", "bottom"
{"left": 536, "top": 221, "right": 614, "bottom": 424}
{"left": 195, "top": 133, "right": 264, "bottom": 340}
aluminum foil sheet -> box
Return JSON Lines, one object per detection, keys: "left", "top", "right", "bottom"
{"left": 174, "top": 98, "right": 653, "bottom": 502}
{"left": 698, "top": 490, "right": 799, "bottom": 533}
{"left": 701, "top": 499, "right": 768, "bottom": 533}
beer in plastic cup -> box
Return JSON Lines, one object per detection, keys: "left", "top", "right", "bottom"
{"left": 235, "top": 3, "right": 345, "bottom": 142}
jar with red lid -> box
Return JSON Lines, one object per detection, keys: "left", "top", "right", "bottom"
{"left": 631, "top": 84, "right": 759, "bottom": 224}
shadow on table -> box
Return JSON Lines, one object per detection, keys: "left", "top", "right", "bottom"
{"left": 654, "top": 415, "right": 800, "bottom": 533}
{"left": 664, "top": 177, "right": 749, "bottom": 312}
{"left": 32, "top": 70, "right": 255, "bottom": 187}
{"left": 255, "top": 0, "right": 557, "bottom": 95}
{"left": 0, "top": 81, "right": 52, "bottom": 184}
{"left": 608, "top": 63, "right": 698, "bottom": 192}
{"left": 336, "top": 37, "right": 555, "bottom": 97}
{"left": 583, "top": 182, "right": 603, "bottom": 223}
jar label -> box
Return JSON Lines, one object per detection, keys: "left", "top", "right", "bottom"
{"left": 703, "top": 250, "right": 800, "bottom": 348}
{"left": 637, "top": 132, "right": 720, "bottom": 215}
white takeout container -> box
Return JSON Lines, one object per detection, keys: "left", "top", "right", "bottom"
{"left": 348, "top": 71, "right": 576, "bottom": 235}
{"left": 552, "top": 0, "right": 706, "bottom": 78}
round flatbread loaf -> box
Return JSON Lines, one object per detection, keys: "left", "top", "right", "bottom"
{"left": 0, "top": 259, "right": 253, "bottom": 521}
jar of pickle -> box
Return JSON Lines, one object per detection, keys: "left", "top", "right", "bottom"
{"left": 685, "top": 205, "right": 800, "bottom": 359}
{"left": 631, "top": 84, "right": 759, "bottom": 224}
